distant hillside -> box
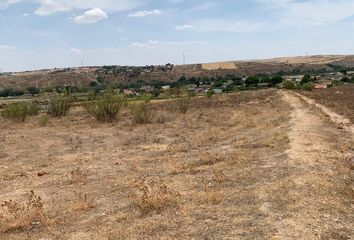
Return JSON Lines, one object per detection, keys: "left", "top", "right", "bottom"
{"left": 1, "top": 55, "right": 354, "bottom": 89}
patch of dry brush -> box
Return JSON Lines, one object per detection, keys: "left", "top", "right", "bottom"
{"left": 0, "top": 191, "right": 48, "bottom": 234}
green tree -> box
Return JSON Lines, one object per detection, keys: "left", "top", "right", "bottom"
{"left": 270, "top": 75, "right": 283, "bottom": 85}
{"left": 27, "top": 86, "right": 40, "bottom": 96}
{"left": 341, "top": 76, "right": 350, "bottom": 83}
{"left": 301, "top": 75, "right": 311, "bottom": 85}
{"left": 245, "top": 76, "right": 259, "bottom": 86}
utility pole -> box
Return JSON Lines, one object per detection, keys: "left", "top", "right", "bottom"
{"left": 183, "top": 52, "right": 186, "bottom": 65}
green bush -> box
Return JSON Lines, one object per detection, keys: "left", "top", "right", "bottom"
{"left": 131, "top": 101, "right": 153, "bottom": 124}
{"left": 48, "top": 95, "right": 73, "bottom": 117}
{"left": 206, "top": 90, "right": 214, "bottom": 98}
{"left": 1, "top": 102, "right": 39, "bottom": 123}
{"left": 283, "top": 80, "right": 296, "bottom": 89}
{"left": 38, "top": 115, "right": 49, "bottom": 127}
{"left": 301, "top": 75, "right": 311, "bottom": 85}
{"left": 84, "top": 94, "right": 125, "bottom": 122}
{"left": 301, "top": 83, "right": 314, "bottom": 91}
{"left": 26, "top": 103, "right": 40, "bottom": 116}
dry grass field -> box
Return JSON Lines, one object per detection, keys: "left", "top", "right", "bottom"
{"left": 0, "top": 90, "right": 353, "bottom": 239}
{"left": 300, "top": 84, "right": 354, "bottom": 123}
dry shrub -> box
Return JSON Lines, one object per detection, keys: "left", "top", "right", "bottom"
{"left": 200, "top": 171, "right": 225, "bottom": 205}
{"left": 69, "top": 167, "right": 88, "bottom": 184}
{"left": 134, "top": 178, "right": 180, "bottom": 215}
{"left": 130, "top": 101, "right": 153, "bottom": 124}
{"left": 155, "top": 113, "right": 171, "bottom": 124}
{"left": 187, "top": 152, "right": 223, "bottom": 173}
{"left": 68, "top": 193, "right": 94, "bottom": 212}
{"left": 168, "top": 161, "right": 185, "bottom": 175}
{"left": 0, "top": 191, "right": 48, "bottom": 233}
{"left": 1, "top": 102, "right": 39, "bottom": 123}
{"left": 48, "top": 95, "right": 72, "bottom": 117}
{"left": 176, "top": 96, "right": 190, "bottom": 114}
{"left": 85, "top": 94, "right": 126, "bottom": 122}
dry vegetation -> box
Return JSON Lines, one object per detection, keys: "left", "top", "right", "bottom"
{"left": 300, "top": 84, "right": 354, "bottom": 122}
{"left": 0, "top": 89, "right": 353, "bottom": 239}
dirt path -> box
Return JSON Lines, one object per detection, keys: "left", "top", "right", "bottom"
{"left": 292, "top": 91, "right": 354, "bottom": 137}
{"left": 260, "top": 91, "right": 353, "bottom": 239}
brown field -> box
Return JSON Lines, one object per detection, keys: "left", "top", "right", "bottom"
{"left": 202, "top": 62, "right": 238, "bottom": 70}
{"left": 300, "top": 84, "right": 354, "bottom": 123}
{"left": 0, "top": 90, "right": 353, "bottom": 239}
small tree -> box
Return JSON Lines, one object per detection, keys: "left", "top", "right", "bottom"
{"left": 301, "top": 75, "right": 311, "bottom": 85}
{"left": 245, "top": 77, "right": 259, "bottom": 86}
{"left": 270, "top": 75, "right": 283, "bottom": 85}
{"left": 341, "top": 76, "right": 350, "bottom": 83}
{"left": 27, "top": 86, "right": 40, "bottom": 96}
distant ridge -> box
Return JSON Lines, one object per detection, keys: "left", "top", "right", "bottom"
{"left": 1, "top": 55, "right": 354, "bottom": 89}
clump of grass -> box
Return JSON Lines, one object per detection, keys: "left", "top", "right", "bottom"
{"left": 134, "top": 178, "right": 180, "bottom": 215}
{"left": 176, "top": 96, "right": 190, "bottom": 114}
{"left": 48, "top": 95, "right": 72, "bottom": 117}
{"left": 26, "top": 103, "right": 40, "bottom": 116}
{"left": 84, "top": 94, "right": 125, "bottom": 122}
{"left": 69, "top": 167, "right": 88, "bottom": 184}
{"left": 130, "top": 101, "right": 153, "bottom": 124}
{"left": 0, "top": 191, "right": 48, "bottom": 233}
{"left": 68, "top": 193, "right": 94, "bottom": 212}
{"left": 1, "top": 102, "right": 39, "bottom": 123}
{"left": 38, "top": 114, "right": 49, "bottom": 127}
{"left": 200, "top": 171, "right": 225, "bottom": 205}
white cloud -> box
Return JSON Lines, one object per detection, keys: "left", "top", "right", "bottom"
{"left": 22, "top": 12, "right": 29, "bottom": 16}
{"left": 35, "top": 0, "right": 141, "bottom": 15}
{"left": 257, "top": 0, "right": 354, "bottom": 27}
{"left": 128, "top": 9, "right": 161, "bottom": 17}
{"left": 0, "top": 0, "right": 20, "bottom": 10}
{"left": 190, "top": 19, "right": 267, "bottom": 32}
{"left": 0, "top": 44, "right": 17, "bottom": 51}
{"left": 70, "top": 48, "right": 83, "bottom": 53}
{"left": 129, "top": 40, "right": 203, "bottom": 48}
{"left": 73, "top": 8, "right": 108, "bottom": 24}
{"left": 175, "top": 24, "right": 195, "bottom": 31}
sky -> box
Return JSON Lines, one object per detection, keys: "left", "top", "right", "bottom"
{"left": 1, "top": 0, "right": 354, "bottom": 72}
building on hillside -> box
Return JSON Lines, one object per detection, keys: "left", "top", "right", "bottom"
{"left": 141, "top": 85, "right": 154, "bottom": 93}
{"left": 162, "top": 85, "right": 171, "bottom": 90}
{"left": 213, "top": 88, "right": 223, "bottom": 94}
{"left": 314, "top": 83, "right": 328, "bottom": 89}
{"left": 186, "top": 84, "right": 197, "bottom": 91}
{"left": 123, "top": 89, "right": 136, "bottom": 95}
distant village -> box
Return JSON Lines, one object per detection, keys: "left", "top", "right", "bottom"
{"left": 1, "top": 63, "right": 354, "bottom": 98}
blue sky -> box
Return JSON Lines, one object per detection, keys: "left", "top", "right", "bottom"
{"left": 1, "top": 0, "right": 354, "bottom": 72}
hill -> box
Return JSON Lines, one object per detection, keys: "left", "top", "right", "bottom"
{"left": 1, "top": 55, "right": 354, "bottom": 89}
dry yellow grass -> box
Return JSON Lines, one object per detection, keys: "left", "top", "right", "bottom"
{"left": 0, "top": 89, "right": 353, "bottom": 239}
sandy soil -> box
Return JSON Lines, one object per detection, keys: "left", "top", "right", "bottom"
{"left": 0, "top": 90, "right": 353, "bottom": 239}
